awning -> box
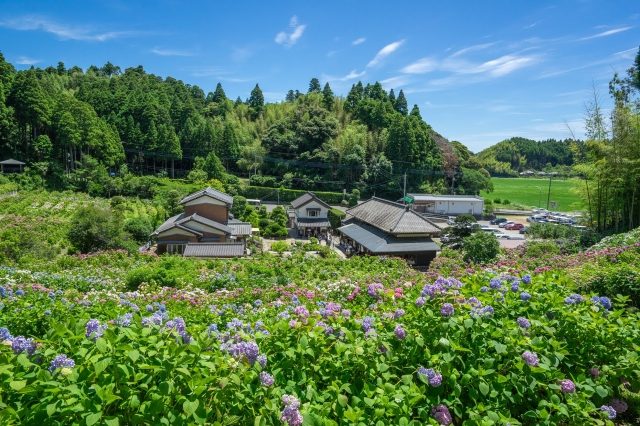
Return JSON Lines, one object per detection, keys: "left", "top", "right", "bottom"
{"left": 183, "top": 243, "right": 245, "bottom": 258}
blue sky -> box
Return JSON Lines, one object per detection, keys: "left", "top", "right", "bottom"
{"left": 0, "top": 0, "right": 638, "bottom": 152}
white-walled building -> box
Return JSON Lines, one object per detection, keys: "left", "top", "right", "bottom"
{"left": 407, "top": 194, "right": 484, "bottom": 216}
{"left": 290, "top": 192, "right": 332, "bottom": 236}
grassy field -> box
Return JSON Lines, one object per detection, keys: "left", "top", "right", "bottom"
{"left": 482, "top": 177, "right": 585, "bottom": 211}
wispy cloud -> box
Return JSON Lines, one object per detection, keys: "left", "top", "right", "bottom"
{"left": 537, "top": 48, "right": 633, "bottom": 79}
{"left": 401, "top": 57, "right": 437, "bottom": 74}
{"left": 380, "top": 75, "right": 410, "bottom": 88}
{"left": 190, "top": 66, "right": 255, "bottom": 83}
{"left": 275, "top": 16, "right": 306, "bottom": 47}
{"left": 450, "top": 42, "right": 497, "bottom": 57}
{"left": 0, "top": 15, "right": 137, "bottom": 41}
{"left": 231, "top": 46, "right": 253, "bottom": 62}
{"left": 352, "top": 37, "right": 366, "bottom": 46}
{"left": 578, "top": 25, "right": 632, "bottom": 41}
{"left": 15, "top": 56, "right": 40, "bottom": 65}
{"left": 150, "top": 47, "right": 195, "bottom": 57}
{"left": 367, "top": 39, "right": 405, "bottom": 67}
{"left": 322, "top": 69, "right": 366, "bottom": 82}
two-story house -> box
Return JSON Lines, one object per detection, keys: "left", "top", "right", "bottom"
{"left": 151, "top": 187, "right": 252, "bottom": 258}
{"left": 290, "top": 192, "right": 332, "bottom": 237}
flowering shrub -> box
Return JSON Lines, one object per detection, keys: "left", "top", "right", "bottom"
{"left": 0, "top": 261, "right": 638, "bottom": 424}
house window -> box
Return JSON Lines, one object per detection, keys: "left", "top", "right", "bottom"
{"left": 307, "top": 208, "right": 320, "bottom": 217}
{"left": 167, "top": 244, "right": 185, "bottom": 254}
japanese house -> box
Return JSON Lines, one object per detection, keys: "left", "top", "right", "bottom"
{"left": 290, "top": 192, "right": 332, "bottom": 237}
{"left": 338, "top": 197, "right": 441, "bottom": 267}
{"left": 151, "top": 187, "right": 252, "bottom": 258}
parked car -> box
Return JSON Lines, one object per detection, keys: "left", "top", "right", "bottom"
{"left": 495, "top": 233, "right": 510, "bottom": 239}
{"left": 490, "top": 218, "right": 507, "bottom": 225}
{"left": 499, "top": 221, "right": 514, "bottom": 228}
{"left": 519, "top": 226, "right": 528, "bottom": 234}
{"left": 447, "top": 216, "right": 456, "bottom": 225}
{"left": 506, "top": 234, "right": 525, "bottom": 240}
{"left": 505, "top": 223, "right": 524, "bottom": 230}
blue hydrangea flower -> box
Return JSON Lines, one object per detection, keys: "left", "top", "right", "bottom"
{"left": 49, "top": 354, "right": 75, "bottom": 372}
{"left": 116, "top": 313, "right": 133, "bottom": 327}
{"left": 521, "top": 351, "right": 539, "bottom": 367}
{"left": 489, "top": 278, "right": 502, "bottom": 289}
{"left": 11, "top": 336, "right": 36, "bottom": 355}
{"left": 394, "top": 324, "right": 406, "bottom": 340}
{"left": 361, "top": 316, "right": 375, "bottom": 332}
{"left": 520, "top": 291, "right": 531, "bottom": 301}
{"left": 0, "top": 327, "right": 12, "bottom": 341}
{"left": 522, "top": 274, "right": 531, "bottom": 284}
{"left": 85, "top": 319, "right": 105, "bottom": 340}
{"left": 599, "top": 405, "right": 616, "bottom": 419}
{"left": 440, "top": 303, "right": 454, "bottom": 317}
{"left": 260, "top": 371, "right": 275, "bottom": 387}
{"left": 564, "top": 294, "right": 584, "bottom": 304}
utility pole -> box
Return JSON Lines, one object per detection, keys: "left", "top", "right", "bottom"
{"left": 403, "top": 172, "right": 407, "bottom": 199}
{"left": 546, "top": 175, "right": 552, "bottom": 210}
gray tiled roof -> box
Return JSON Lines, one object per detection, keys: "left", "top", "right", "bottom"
{"left": 408, "top": 193, "right": 483, "bottom": 203}
{"left": 183, "top": 243, "right": 245, "bottom": 258}
{"left": 179, "top": 187, "right": 234, "bottom": 206}
{"left": 228, "top": 219, "right": 252, "bottom": 236}
{"left": 290, "top": 192, "right": 331, "bottom": 209}
{"left": 0, "top": 158, "right": 26, "bottom": 165}
{"left": 151, "top": 213, "right": 233, "bottom": 236}
{"left": 345, "top": 197, "right": 441, "bottom": 234}
{"left": 296, "top": 218, "right": 331, "bottom": 228}
{"left": 338, "top": 222, "right": 440, "bottom": 254}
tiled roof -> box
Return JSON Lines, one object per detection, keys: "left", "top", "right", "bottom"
{"left": 0, "top": 158, "right": 26, "bottom": 165}
{"left": 228, "top": 219, "right": 252, "bottom": 236}
{"left": 290, "top": 192, "right": 331, "bottom": 209}
{"left": 179, "top": 187, "right": 234, "bottom": 206}
{"left": 151, "top": 213, "right": 233, "bottom": 236}
{"left": 408, "top": 194, "right": 483, "bottom": 203}
{"left": 338, "top": 222, "right": 440, "bottom": 254}
{"left": 345, "top": 197, "right": 441, "bottom": 234}
{"left": 183, "top": 243, "right": 245, "bottom": 258}
{"left": 296, "top": 218, "right": 331, "bottom": 228}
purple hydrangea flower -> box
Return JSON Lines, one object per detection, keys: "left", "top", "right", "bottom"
{"left": 367, "top": 283, "right": 384, "bottom": 298}
{"left": 522, "top": 274, "right": 531, "bottom": 284}
{"left": 49, "top": 354, "right": 75, "bottom": 372}
{"left": 394, "top": 324, "right": 406, "bottom": 340}
{"left": 257, "top": 354, "right": 267, "bottom": 368}
{"left": 260, "top": 371, "right": 275, "bottom": 387}
{"left": 599, "top": 405, "right": 616, "bottom": 419}
{"left": 0, "top": 327, "right": 12, "bottom": 341}
{"left": 440, "top": 303, "right": 454, "bottom": 317}
{"left": 511, "top": 282, "right": 520, "bottom": 292}
{"left": 15, "top": 289, "right": 24, "bottom": 296}
{"left": 415, "top": 297, "right": 426, "bottom": 307}
{"left": 591, "top": 296, "right": 612, "bottom": 310}
{"left": 480, "top": 286, "right": 489, "bottom": 293}
{"left": 560, "top": 379, "right": 576, "bottom": 393}
{"left": 393, "top": 309, "right": 405, "bottom": 319}
{"left": 431, "top": 404, "right": 453, "bottom": 425}
{"left": 361, "top": 316, "right": 375, "bottom": 333}
{"left": 281, "top": 394, "right": 303, "bottom": 426}
{"left": 293, "top": 305, "right": 309, "bottom": 318}
{"left": 522, "top": 351, "right": 539, "bottom": 367}
{"left": 11, "top": 336, "right": 36, "bottom": 355}
{"left": 116, "top": 313, "right": 133, "bottom": 327}
{"left": 610, "top": 399, "right": 627, "bottom": 414}
{"left": 226, "top": 341, "right": 260, "bottom": 365}
{"left": 564, "top": 294, "right": 584, "bottom": 305}
{"left": 85, "top": 319, "right": 105, "bottom": 340}
{"left": 418, "top": 367, "right": 442, "bottom": 387}
{"left": 208, "top": 324, "right": 219, "bottom": 335}
{"left": 490, "top": 278, "right": 502, "bottom": 289}
{"left": 520, "top": 291, "right": 531, "bottom": 301}
{"left": 517, "top": 317, "right": 531, "bottom": 329}
{"left": 589, "top": 367, "right": 600, "bottom": 378}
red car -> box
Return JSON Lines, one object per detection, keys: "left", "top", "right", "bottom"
{"left": 505, "top": 223, "right": 524, "bottom": 230}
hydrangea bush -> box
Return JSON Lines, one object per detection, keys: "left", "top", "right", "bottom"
{"left": 0, "top": 260, "right": 639, "bottom": 424}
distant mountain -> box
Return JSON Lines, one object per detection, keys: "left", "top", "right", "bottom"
{"left": 475, "top": 137, "right": 585, "bottom": 176}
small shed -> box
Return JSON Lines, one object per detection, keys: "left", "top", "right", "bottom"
{"left": 0, "top": 159, "right": 25, "bottom": 173}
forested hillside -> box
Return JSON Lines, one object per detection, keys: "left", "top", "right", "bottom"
{"left": 0, "top": 53, "right": 493, "bottom": 198}
{"left": 476, "top": 137, "right": 585, "bottom": 176}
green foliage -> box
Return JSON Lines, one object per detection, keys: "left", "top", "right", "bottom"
{"left": 124, "top": 216, "right": 153, "bottom": 244}
{"left": 68, "top": 204, "right": 131, "bottom": 253}
{"left": 270, "top": 240, "right": 289, "bottom": 253}
{"left": 328, "top": 208, "right": 346, "bottom": 230}
{"left": 481, "top": 177, "right": 584, "bottom": 211}
{"left": 463, "top": 232, "right": 500, "bottom": 263}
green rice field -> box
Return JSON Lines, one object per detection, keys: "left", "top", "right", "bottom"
{"left": 482, "top": 177, "right": 586, "bottom": 211}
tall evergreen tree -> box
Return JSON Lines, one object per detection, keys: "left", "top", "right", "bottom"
{"left": 345, "top": 82, "right": 364, "bottom": 112}
{"left": 410, "top": 104, "right": 422, "bottom": 119}
{"left": 388, "top": 88, "right": 396, "bottom": 104}
{"left": 308, "top": 78, "right": 321, "bottom": 93}
{"left": 219, "top": 122, "right": 240, "bottom": 167}
{"left": 285, "top": 90, "right": 296, "bottom": 102}
{"left": 395, "top": 89, "right": 408, "bottom": 115}
{"left": 322, "top": 82, "right": 334, "bottom": 110}
{"left": 248, "top": 84, "right": 264, "bottom": 118}
{"left": 212, "top": 83, "right": 227, "bottom": 103}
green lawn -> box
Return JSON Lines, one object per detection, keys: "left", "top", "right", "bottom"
{"left": 482, "top": 177, "right": 586, "bottom": 211}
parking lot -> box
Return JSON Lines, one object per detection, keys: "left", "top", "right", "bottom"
{"left": 478, "top": 216, "right": 528, "bottom": 248}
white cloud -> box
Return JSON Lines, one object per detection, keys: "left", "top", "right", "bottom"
{"left": 322, "top": 69, "right": 366, "bottom": 82}
{"left": 352, "top": 37, "right": 366, "bottom": 46}
{"left": 150, "top": 47, "right": 195, "bottom": 57}
{"left": 380, "top": 75, "right": 410, "bottom": 88}
{"left": 473, "top": 54, "right": 539, "bottom": 77}
{"left": 0, "top": 15, "right": 136, "bottom": 41}
{"left": 275, "top": 16, "right": 306, "bottom": 47}
{"left": 15, "top": 56, "right": 40, "bottom": 65}
{"left": 579, "top": 26, "right": 632, "bottom": 41}
{"left": 401, "top": 57, "right": 437, "bottom": 74}
{"left": 450, "top": 42, "right": 497, "bottom": 58}
{"left": 367, "top": 39, "right": 405, "bottom": 67}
